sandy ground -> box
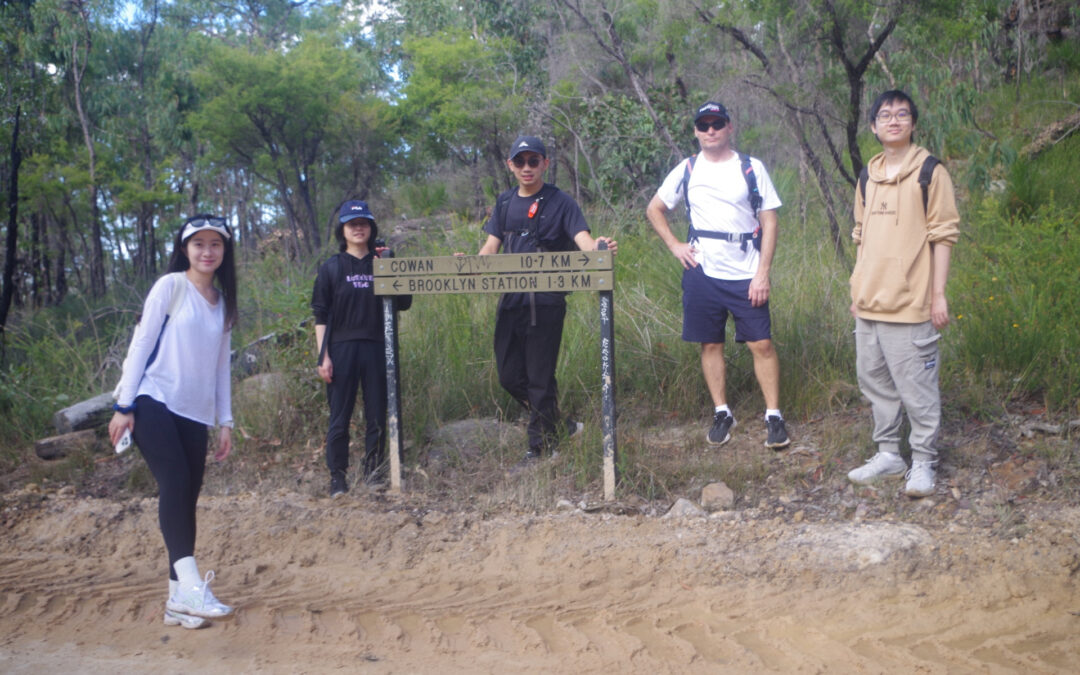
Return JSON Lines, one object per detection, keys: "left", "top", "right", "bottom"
{"left": 2, "top": 487, "right": 1079, "bottom": 674}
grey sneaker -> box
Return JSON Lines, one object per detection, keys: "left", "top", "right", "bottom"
{"left": 164, "top": 608, "right": 209, "bottom": 630}
{"left": 904, "top": 460, "right": 937, "bottom": 498}
{"left": 166, "top": 571, "right": 234, "bottom": 619}
{"left": 847, "top": 452, "right": 907, "bottom": 485}
{"left": 707, "top": 411, "right": 736, "bottom": 445}
{"left": 764, "top": 415, "right": 790, "bottom": 449}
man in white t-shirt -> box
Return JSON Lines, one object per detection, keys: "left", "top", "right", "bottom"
{"left": 646, "top": 101, "right": 790, "bottom": 449}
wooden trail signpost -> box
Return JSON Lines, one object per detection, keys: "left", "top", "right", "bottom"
{"left": 375, "top": 248, "right": 618, "bottom": 500}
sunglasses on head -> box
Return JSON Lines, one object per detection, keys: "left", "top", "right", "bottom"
{"left": 695, "top": 118, "right": 728, "bottom": 132}
{"left": 511, "top": 155, "right": 543, "bottom": 168}
{"left": 181, "top": 216, "right": 231, "bottom": 242}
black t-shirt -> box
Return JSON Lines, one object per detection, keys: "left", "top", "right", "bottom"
{"left": 483, "top": 184, "right": 589, "bottom": 307}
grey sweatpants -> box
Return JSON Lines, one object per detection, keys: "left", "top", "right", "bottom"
{"left": 855, "top": 318, "right": 942, "bottom": 463}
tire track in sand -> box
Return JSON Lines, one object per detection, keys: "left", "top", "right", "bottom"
{"left": 1, "top": 495, "right": 1078, "bottom": 673}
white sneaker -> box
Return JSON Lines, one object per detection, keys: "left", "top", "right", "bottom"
{"left": 166, "top": 570, "right": 234, "bottom": 619}
{"left": 905, "top": 460, "right": 937, "bottom": 498}
{"left": 567, "top": 418, "right": 584, "bottom": 439}
{"left": 847, "top": 452, "right": 907, "bottom": 485}
{"left": 164, "top": 608, "right": 209, "bottom": 629}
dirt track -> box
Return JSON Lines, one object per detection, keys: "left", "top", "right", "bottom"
{"left": 2, "top": 489, "right": 1079, "bottom": 673}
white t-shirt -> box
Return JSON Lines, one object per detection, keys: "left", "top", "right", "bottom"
{"left": 656, "top": 152, "right": 782, "bottom": 280}
{"left": 115, "top": 273, "right": 233, "bottom": 427}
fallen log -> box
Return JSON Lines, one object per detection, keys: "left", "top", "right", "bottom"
{"left": 35, "top": 429, "right": 99, "bottom": 460}
{"left": 1019, "top": 418, "right": 1080, "bottom": 438}
{"left": 1020, "top": 109, "right": 1080, "bottom": 158}
{"left": 53, "top": 392, "right": 114, "bottom": 435}
{"left": 52, "top": 323, "right": 310, "bottom": 434}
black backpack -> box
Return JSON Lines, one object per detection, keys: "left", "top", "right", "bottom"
{"left": 858, "top": 155, "right": 940, "bottom": 214}
{"left": 680, "top": 152, "right": 763, "bottom": 252}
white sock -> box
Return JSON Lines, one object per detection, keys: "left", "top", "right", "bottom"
{"left": 173, "top": 556, "right": 202, "bottom": 589}
{"left": 765, "top": 409, "right": 782, "bottom": 420}
{"left": 714, "top": 404, "right": 731, "bottom": 415}
{"left": 169, "top": 579, "right": 178, "bottom": 599}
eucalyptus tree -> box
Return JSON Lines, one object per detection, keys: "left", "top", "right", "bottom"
{"left": 97, "top": 0, "right": 195, "bottom": 280}
{"left": 546, "top": 0, "right": 698, "bottom": 206}
{"left": 189, "top": 34, "right": 394, "bottom": 256}
{"left": 31, "top": 0, "right": 116, "bottom": 296}
{"left": 1, "top": 0, "right": 37, "bottom": 331}
{"left": 377, "top": 0, "right": 555, "bottom": 211}
{"left": 399, "top": 29, "right": 534, "bottom": 212}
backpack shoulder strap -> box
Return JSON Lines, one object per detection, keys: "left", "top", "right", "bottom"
{"left": 680, "top": 155, "right": 697, "bottom": 224}
{"left": 918, "top": 155, "right": 940, "bottom": 215}
{"left": 858, "top": 166, "right": 869, "bottom": 207}
{"left": 316, "top": 255, "right": 343, "bottom": 367}
{"left": 739, "top": 153, "right": 762, "bottom": 218}
{"left": 165, "top": 272, "right": 187, "bottom": 318}
{"left": 328, "top": 253, "right": 343, "bottom": 285}
{"left": 531, "top": 183, "right": 559, "bottom": 223}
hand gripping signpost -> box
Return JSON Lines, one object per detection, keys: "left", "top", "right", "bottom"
{"left": 375, "top": 245, "right": 618, "bottom": 500}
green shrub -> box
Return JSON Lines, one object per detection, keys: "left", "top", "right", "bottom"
{"left": 951, "top": 198, "right": 1079, "bottom": 411}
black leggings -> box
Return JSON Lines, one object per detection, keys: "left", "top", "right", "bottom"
{"left": 132, "top": 395, "right": 208, "bottom": 581}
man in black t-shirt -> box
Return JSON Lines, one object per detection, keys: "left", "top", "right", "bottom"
{"left": 477, "top": 135, "right": 617, "bottom": 460}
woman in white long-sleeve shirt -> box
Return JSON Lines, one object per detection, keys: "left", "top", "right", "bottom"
{"left": 109, "top": 215, "right": 238, "bottom": 630}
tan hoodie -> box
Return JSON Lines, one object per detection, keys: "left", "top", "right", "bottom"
{"left": 850, "top": 144, "right": 960, "bottom": 323}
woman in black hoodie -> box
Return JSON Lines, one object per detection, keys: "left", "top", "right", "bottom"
{"left": 311, "top": 200, "right": 410, "bottom": 496}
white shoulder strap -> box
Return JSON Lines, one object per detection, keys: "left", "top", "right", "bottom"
{"left": 166, "top": 272, "right": 187, "bottom": 317}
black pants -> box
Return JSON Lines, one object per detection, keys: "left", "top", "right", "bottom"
{"left": 325, "top": 339, "right": 387, "bottom": 477}
{"left": 493, "top": 303, "right": 566, "bottom": 454}
{"left": 132, "top": 395, "right": 208, "bottom": 581}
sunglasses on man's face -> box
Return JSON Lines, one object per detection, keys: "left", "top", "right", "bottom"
{"left": 695, "top": 118, "right": 728, "bottom": 132}
{"left": 511, "top": 156, "right": 543, "bottom": 168}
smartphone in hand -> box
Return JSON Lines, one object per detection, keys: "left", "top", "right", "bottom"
{"left": 115, "top": 429, "right": 132, "bottom": 454}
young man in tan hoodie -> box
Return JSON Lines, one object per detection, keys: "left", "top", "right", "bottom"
{"left": 846, "top": 90, "right": 960, "bottom": 498}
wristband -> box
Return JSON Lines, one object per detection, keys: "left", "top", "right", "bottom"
{"left": 113, "top": 402, "right": 136, "bottom": 414}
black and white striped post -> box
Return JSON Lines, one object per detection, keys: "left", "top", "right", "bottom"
{"left": 597, "top": 240, "right": 617, "bottom": 501}
{"left": 382, "top": 253, "right": 403, "bottom": 492}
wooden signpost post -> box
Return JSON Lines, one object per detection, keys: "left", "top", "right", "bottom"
{"left": 375, "top": 248, "right": 618, "bottom": 500}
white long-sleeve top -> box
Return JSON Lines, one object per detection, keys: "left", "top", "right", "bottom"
{"left": 115, "top": 272, "right": 233, "bottom": 427}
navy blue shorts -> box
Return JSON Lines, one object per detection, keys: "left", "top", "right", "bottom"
{"left": 681, "top": 265, "right": 772, "bottom": 344}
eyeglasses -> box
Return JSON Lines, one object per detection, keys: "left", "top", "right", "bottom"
{"left": 511, "top": 156, "right": 543, "bottom": 168}
{"left": 875, "top": 110, "right": 912, "bottom": 123}
{"left": 181, "top": 216, "right": 231, "bottom": 241}
{"left": 695, "top": 118, "right": 728, "bottom": 132}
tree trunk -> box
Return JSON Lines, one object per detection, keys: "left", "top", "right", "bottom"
{"left": 70, "top": 33, "right": 106, "bottom": 297}
{"left": 0, "top": 105, "right": 22, "bottom": 336}
{"left": 556, "top": 0, "right": 682, "bottom": 158}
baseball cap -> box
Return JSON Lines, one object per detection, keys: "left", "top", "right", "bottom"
{"left": 694, "top": 101, "right": 729, "bottom": 122}
{"left": 509, "top": 135, "right": 547, "bottom": 159}
{"left": 338, "top": 200, "right": 375, "bottom": 224}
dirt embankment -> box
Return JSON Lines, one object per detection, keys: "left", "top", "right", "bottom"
{"left": 2, "top": 411, "right": 1079, "bottom": 673}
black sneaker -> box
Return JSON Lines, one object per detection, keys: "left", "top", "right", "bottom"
{"left": 508, "top": 450, "right": 542, "bottom": 476}
{"left": 765, "top": 415, "right": 790, "bottom": 449}
{"left": 707, "top": 410, "right": 736, "bottom": 445}
{"left": 329, "top": 471, "right": 348, "bottom": 497}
